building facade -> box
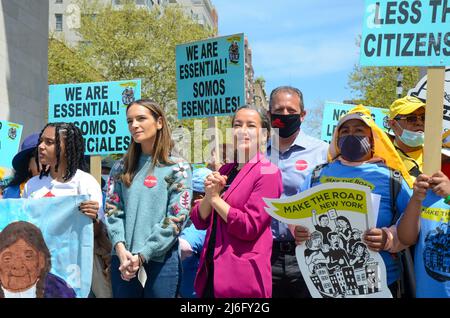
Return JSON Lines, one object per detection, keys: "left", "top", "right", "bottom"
{"left": 0, "top": 0, "right": 49, "bottom": 137}
{"left": 49, "top": 0, "right": 217, "bottom": 47}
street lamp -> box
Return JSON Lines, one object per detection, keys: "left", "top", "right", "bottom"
{"left": 396, "top": 67, "right": 403, "bottom": 98}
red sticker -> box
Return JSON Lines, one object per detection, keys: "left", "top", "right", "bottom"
{"left": 43, "top": 191, "right": 55, "bottom": 197}
{"left": 295, "top": 160, "right": 308, "bottom": 171}
{"left": 144, "top": 176, "right": 157, "bottom": 188}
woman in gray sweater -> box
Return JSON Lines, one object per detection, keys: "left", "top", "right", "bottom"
{"left": 106, "top": 99, "right": 192, "bottom": 298}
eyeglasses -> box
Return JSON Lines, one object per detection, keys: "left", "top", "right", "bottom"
{"left": 394, "top": 114, "right": 425, "bottom": 123}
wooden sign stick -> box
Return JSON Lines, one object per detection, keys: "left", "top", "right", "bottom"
{"left": 90, "top": 155, "right": 102, "bottom": 186}
{"left": 423, "top": 67, "right": 445, "bottom": 175}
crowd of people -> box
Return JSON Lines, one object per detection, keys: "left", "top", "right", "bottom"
{"left": 0, "top": 87, "right": 449, "bottom": 298}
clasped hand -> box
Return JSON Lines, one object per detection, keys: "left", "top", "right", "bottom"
{"left": 204, "top": 172, "right": 227, "bottom": 202}
{"left": 116, "top": 244, "right": 141, "bottom": 281}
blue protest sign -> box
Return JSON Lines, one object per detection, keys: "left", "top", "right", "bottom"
{"left": 176, "top": 33, "right": 245, "bottom": 119}
{"left": 0, "top": 120, "right": 23, "bottom": 168}
{"left": 0, "top": 195, "right": 93, "bottom": 298}
{"left": 48, "top": 80, "right": 141, "bottom": 155}
{"left": 360, "top": 0, "right": 450, "bottom": 66}
{"left": 321, "top": 102, "right": 390, "bottom": 143}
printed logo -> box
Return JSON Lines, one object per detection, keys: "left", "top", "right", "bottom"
{"left": 43, "top": 191, "right": 55, "bottom": 198}
{"left": 423, "top": 222, "right": 450, "bottom": 282}
{"left": 122, "top": 86, "right": 135, "bottom": 105}
{"left": 228, "top": 41, "right": 240, "bottom": 64}
{"left": 271, "top": 118, "right": 285, "bottom": 128}
{"left": 8, "top": 127, "right": 17, "bottom": 140}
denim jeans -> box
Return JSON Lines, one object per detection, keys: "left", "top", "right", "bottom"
{"left": 110, "top": 243, "right": 180, "bottom": 298}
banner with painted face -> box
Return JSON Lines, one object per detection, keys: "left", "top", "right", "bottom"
{"left": 0, "top": 195, "right": 93, "bottom": 298}
{"left": 265, "top": 182, "right": 392, "bottom": 298}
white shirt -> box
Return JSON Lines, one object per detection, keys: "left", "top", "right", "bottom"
{"left": 2, "top": 283, "right": 37, "bottom": 298}
{"left": 23, "top": 169, "right": 104, "bottom": 221}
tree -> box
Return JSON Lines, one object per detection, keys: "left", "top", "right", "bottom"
{"left": 48, "top": 37, "right": 105, "bottom": 85}
{"left": 348, "top": 35, "right": 420, "bottom": 108}
{"left": 348, "top": 65, "right": 420, "bottom": 109}
{"left": 302, "top": 101, "right": 324, "bottom": 140}
{"left": 76, "top": 0, "right": 215, "bottom": 121}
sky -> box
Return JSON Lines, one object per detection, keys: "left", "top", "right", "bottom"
{"left": 212, "top": 0, "right": 365, "bottom": 110}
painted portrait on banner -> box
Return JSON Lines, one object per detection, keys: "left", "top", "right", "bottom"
{"left": 265, "top": 182, "right": 392, "bottom": 298}
{"left": 0, "top": 195, "right": 93, "bottom": 298}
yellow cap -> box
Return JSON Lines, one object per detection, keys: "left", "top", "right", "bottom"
{"left": 336, "top": 104, "right": 373, "bottom": 131}
{"left": 389, "top": 96, "right": 425, "bottom": 119}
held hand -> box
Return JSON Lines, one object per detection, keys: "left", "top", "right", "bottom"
{"left": 116, "top": 244, "right": 135, "bottom": 281}
{"left": 412, "top": 174, "right": 430, "bottom": 202}
{"left": 127, "top": 254, "right": 141, "bottom": 273}
{"left": 294, "top": 225, "right": 310, "bottom": 245}
{"left": 429, "top": 171, "right": 450, "bottom": 198}
{"left": 363, "top": 228, "right": 387, "bottom": 252}
{"left": 79, "top": 200, "right": 99, "bottom": 220}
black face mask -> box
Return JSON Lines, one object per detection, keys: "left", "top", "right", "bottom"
{"left": 270, "top": 114, "right": 301, "bottom": 138}
{"left": 338, "top": 135, "right": 372, "bottom": 161}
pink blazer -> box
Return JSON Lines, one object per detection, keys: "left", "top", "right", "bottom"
{"left": 190, "top": 153, "right": 282, "bottom": 298}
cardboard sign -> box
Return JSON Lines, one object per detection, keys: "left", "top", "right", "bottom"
{"left": 265, "top": 182, "right": 392, "bottom": 298}
{"left": 320, "top": 102, "right": 389, "bottom": 143}
{"left": 361, "top": 0, "right": 450, "bottom": 66}
{"left": 0, "top": 120, "right": 23, "bottom": 169}
{"left": 48, "top": 80, "right": 141, "bottom": 155}
{"left": 176, "top": 34, "right": 245, "bottom": 119}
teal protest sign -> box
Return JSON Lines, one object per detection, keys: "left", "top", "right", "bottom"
{"left": 0, "top": 195, "right": 93, "bottom": 298}
{"left": 0, "top": 120, "right": 23, "bottom": 168}
{"left": 321, "top": 102, "right": 389, "bottom": 143}
{"left": 48, "top": 80, "right": 141, "bottom": 155}
{"left": 176, "top": 33, "right": 245, "bottom": 119}
{"left": 361, "top": 0, "right": 450, "bottom": 66}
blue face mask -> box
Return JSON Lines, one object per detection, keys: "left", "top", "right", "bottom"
{"left": 398, "top": 129, "right": 424, "bottom": 147}
{"left": 338, "top": 135, "right": 372, "bottom": 162}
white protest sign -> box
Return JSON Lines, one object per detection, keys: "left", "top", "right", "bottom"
{"left": 265, "top": 182, "right": 392, "bottom": 298}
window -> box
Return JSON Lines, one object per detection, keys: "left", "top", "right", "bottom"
{"left": 55, "top": 14, "right": 63, "bottom": 31}
{"left": 55, "top": 0, "right": 63, "bottom": 3}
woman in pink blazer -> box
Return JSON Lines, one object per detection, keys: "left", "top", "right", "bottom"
{"left": 190, "top": 105, "right": 283, "bottom": 298}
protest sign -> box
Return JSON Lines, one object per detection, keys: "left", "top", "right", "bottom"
{"left": 360, "top": 0, "right": 447, "bottom": 175}
{"left": 360, "top": 0, "right": 450, "bottom": 67}
{"left": 0, "top": 195, "right": 93, "bottom": 298}
{"left": 265, "top": 182, "right": 391, "bottom": 298}
{"left": 321, "top": 102, "right": 389, "bottom": 143}
{"left": 48, "top": 80, "right": 141, "bottom": 155}
{"left": 176, "top": 33, "right": 245, "bottom": 119}
{"left": 408, "top": 67, "right": 450, "bottom": 132}
{"left": 0, "top": 120, "right": 23, "bottom": 168}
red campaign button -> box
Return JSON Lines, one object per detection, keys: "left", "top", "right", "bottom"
{"left": 295, "top": 160, "right": 308, "bottom": 171}
{"left": 144, "top": 176, "right": 157, "bottom": 188}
